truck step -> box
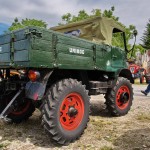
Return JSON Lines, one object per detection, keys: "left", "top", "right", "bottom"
{"left": 89, "top": 81, "right": 112, "bottom": 95}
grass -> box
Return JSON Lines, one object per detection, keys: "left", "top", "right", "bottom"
{"left": 137, "top": 113, "right": 150, "bottom": 121}
{"left": 134, "top": 79, "right": 147, "bottom": 85}
{"left": 0, "top": 142, "right": 10, "bottom": 149}
{"left": 100, "top": 146, "right": 114, "bottom": 150}
{"left": 90, "top": 118, "right": 112, "bottom": 129}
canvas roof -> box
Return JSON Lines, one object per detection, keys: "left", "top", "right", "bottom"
{"left": 51, "top": 16, "right": 125, "bottom": 45}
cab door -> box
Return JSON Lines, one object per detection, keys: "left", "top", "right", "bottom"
{"left": 111, "top": 47, "right": 125, "bottom": 68}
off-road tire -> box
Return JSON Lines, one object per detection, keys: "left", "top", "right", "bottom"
{"left": 42, "top": 78, "right": 90, "bottom": 145}
{"left": 8, "top": 99, "right": 35, "bottom": 123}
{"left": 105, "top": 77, "right": 133, "bottom": 116}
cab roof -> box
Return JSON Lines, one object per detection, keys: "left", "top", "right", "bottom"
{"left": 51, "top": 16, "right": 125, "bottom": 45}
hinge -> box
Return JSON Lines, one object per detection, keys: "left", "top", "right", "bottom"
{"left": 52, "top": 34, "right": 58, "bottom": 59}
{"left": 92, "top": 44, "right": 96, "bottom": 63}
{"left": 10, "top": 33, "right": 15, "bottom": 64}
{"left": 25, "top": 29, "right": 42, "bottom": 38}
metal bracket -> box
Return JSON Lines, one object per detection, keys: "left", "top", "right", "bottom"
{"left": 25, "top": 29, "right": 42, "bottom": 38}
{"left": 0, "top": 89, "right": 23, "bottom": 122}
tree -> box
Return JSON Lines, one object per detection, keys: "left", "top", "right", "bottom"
{"left": 9, "top": 18, "right": 47, "bottom": 31}
{"left": 61, "top": 7, "right": 118, "bottom": 24}
{"left": 141, "top": 19, "right": 150, "bottom": 49}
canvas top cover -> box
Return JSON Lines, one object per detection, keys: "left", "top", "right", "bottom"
{"left": 51, "top": 16, "right": 125, "bottom": 45}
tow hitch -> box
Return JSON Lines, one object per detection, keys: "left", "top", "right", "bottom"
{"left": 0, "top": 89, "right": 23, "bottom": 122}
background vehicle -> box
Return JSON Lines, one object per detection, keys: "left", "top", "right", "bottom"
{"left": 0, "top": 17, "right": 135, "bottom": 145}
{"left": 128, "top": 60, "right": 146, "bottom": 84}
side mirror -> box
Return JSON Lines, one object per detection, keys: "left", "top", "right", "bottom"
{"left": 133, "top": 30, "right": 138, "bottom": 37}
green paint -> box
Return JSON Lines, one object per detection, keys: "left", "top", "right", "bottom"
{"left": 0, "top": 26, "right": 127, "bottom": 73}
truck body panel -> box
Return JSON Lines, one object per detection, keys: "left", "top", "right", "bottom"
{"left": 0, "top": 26, "right": 126, "bottom": 72}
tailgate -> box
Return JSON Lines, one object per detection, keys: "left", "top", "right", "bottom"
{"left": 0, "top": 27, "right": 55, "bottom": 68}
{"left": 0, "top": 33, "right": 12, "bottom": 67}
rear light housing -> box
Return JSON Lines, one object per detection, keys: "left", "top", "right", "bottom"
{"left": 28, "top": 70, "right": 40, "bottom": 82}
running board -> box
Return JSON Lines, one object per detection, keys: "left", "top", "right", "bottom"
{"left": 89, "top": 81, "right": 113, "bottom": 95}
{"left": 0, "top": 89, "right": 23, "bottom": 122}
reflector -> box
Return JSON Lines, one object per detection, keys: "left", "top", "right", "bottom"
{"left": 28, "top": 70, "right": 40, "bottom": 82}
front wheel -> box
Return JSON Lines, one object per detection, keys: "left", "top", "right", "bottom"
{"left": 42, "top": 79, "right": 90, "bottom": 145}
{"left": 105, "top": 77, "right": 133, "bottom": 116}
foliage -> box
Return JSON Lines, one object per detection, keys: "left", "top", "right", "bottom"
{"left": 141, "top": 19, "right": 150, "bottom": 49}
{"left": 9, "top": 18, "right": 47, "bottom": 31}
{"left": 61, "top": 7, "right": 118, "bottom": 23}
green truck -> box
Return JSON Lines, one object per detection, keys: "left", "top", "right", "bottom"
{"left": 0, "top": 17, "right": 135, "bottom": 145}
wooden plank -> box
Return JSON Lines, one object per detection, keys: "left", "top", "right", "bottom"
{"left": 31, "top": 38, "right": 52, "bottom": 52}
{"left": 0, "top": 33, "right": 11, "bottom": 45}
{"left": 0, "top": 53, "right": 10, "bottom": 62}
{"left": 0, "top": 43, "right": 10, "bottom": 53}
{"left": 14, "top": 50, "right": 29, "bottom": 62}
{"left": 14, "top": 39, "right": 30, "bottom": 51}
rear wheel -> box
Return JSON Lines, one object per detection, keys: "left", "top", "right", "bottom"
{"left": 8, "top": 99, "right": 35, "bottom": 123}
{"left": 0, "top": 92, "right": 35, "bottom": 123}
{"left": 42, "top": 79, "right": 90, "bottom": 145}
{"left": 105, "top": 77, "right": 133, "bottom": 116}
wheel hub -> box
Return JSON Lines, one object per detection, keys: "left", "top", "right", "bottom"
{"left": 68, "top": 106, "right": 78, "bottom": 117}
{"left": 59, "top": 93, "right": 84, "bottom": 130}
{"left": 116, "top": 85, "right": 130, "bottom": 110}
{"left": 120, "top": 92, "right": 129, "bottom": 104}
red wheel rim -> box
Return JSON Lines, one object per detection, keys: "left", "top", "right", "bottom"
{"left": 11, "top": 101, "right": 30, "bottom": 115}
{"left": 59, "top": 93, "right": 84, "bottom": 131}
{"left": 116, "top": 86, "right": 130, "bottom": 110}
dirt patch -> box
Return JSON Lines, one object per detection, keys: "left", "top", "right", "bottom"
{"left": 0, "top": 84, "right": 150, "bottom": 150}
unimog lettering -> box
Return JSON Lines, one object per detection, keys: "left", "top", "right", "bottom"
{"left": 69, "top": 47, "right": 85, "bottom": 55}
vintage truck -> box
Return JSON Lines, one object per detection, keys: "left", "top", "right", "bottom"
{"left": 0, "top": 17, "right": 135, "bottom": 145}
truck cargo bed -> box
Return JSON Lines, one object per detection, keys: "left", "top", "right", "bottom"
{"left": 0, "top": 27, "right": 95, "bottom": 70}
{"left": 0, "top": 26, "right": 124, "bottom": 71}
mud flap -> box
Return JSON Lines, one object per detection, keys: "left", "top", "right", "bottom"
{"left": 25, "top": 71, "right": 53, "bottom": 100}
{"left": 25, "top": 82, "right": 45, "bottom": 100}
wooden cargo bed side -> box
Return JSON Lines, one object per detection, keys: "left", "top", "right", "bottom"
{"left": 29, "top": 28, "right": 55, "bottom": 68}
{"left": 55, "top": 33, "right": 95, "bottom": 70}
{"left": 12, "top": 27, "right": 55, "bottom": 68}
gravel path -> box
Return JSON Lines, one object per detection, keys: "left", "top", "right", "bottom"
{"left": 0, "top": 84, "right": 150, "bottom": 150}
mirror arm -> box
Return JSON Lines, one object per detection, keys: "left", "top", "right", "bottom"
{"left": 123, "top": 32, "right": 128, "bottom": 53}
{"left": 124, "top": 33, "right": 136, "bottom": 54}
{"left": 128, "top": 35, "right": 137, "bottom": 55}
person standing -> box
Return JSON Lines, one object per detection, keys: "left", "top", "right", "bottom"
{"left": 141, "top": 84, "right": 150, "bottom": 96}
{"left": 141, "top": 49, "right": 150, "bottom": 96}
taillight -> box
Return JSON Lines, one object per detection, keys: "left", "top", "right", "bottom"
{"left": 28, "top": 70, "right": 40, "bottom": 82}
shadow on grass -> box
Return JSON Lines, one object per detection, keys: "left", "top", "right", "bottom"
{"left": 113, "top": 128, "right": 150, "bottom": 150}
{"left": 90, "top": 99, "right": 111, "bottom": 117}
{"left": 0, "top": 111, "right": 62, "bottom": 149}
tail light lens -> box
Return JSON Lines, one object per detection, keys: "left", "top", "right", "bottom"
{"left": 28, "top": 70, "right": 40, "bottom": 82}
